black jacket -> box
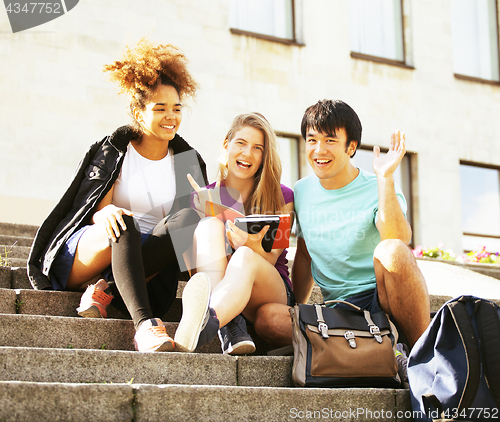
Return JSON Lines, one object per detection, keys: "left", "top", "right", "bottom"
{"left": 28, "top": 125, "right": 208, "bottom": 290}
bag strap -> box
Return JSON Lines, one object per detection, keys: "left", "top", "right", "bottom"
{"left": 363, "top": 310, "right": 383, "bottom": 343}
{"left": 314, "top": 304, "right": 329, "bottom": 339}
{"left": 475, "top": 299, "right": 500, "bottom": 407}
{"left": 447, "top": 299, "right": 481, "bottom": 412}
{"left": 322, "top": 300, "right": 362, "bottom": 311}
{"left": 316, "top": 301, "right": 389, "bottom": 343}
{"left": 422, "top": 394, "right": 444, "bottom": 421}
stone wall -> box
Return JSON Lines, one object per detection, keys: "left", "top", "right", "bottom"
{"left": 1, "top": 0, "right": 499, "bottom": 253}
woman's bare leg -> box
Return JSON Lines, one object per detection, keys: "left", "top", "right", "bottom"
{"left": 210, "top": 246, "right": 287, "bottom": 327}
{"left": 194, "top": 217, "right": 230, "bottom": 289}
{"left": 66, "top": 222, "right": 111, "bottom": 291}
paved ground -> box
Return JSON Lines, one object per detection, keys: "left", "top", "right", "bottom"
{"left": 286, "top": 247, "right": 500, "bottom": 301}
{"left": 417, "top": 259, "right": 500, "bottom": 300}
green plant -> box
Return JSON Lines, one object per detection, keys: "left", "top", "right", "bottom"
{"left": 66, "top": 344, "right": 74, "bottom": 349}
{"left": 100, "top": 343, "right": 108, "bottom": 350}
{"left": 0, "top": 241, "right": 17, "bottom": 267}
{"left": 412, "top": 243, "right": 455, "bottom": 261}
{"left": 15, "top": 299, "right": 24, "bottom": 312}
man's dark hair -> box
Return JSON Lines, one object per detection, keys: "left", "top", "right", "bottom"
{"left": 300, "top": 100, "right": 362, "bottom": 157}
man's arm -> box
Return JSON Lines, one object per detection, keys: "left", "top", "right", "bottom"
{"left": 291, "top": 237, "right": 315, "bottom": 303}
{"left": 373, "top": 131, "right": 412, "bottom": 244}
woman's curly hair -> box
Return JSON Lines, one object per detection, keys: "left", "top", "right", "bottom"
{"left": 103, "top": 38, "right": 198, "bottom": 131}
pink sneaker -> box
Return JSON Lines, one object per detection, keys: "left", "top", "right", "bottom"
{"left": 133, "top": 318, "right": 175, "bottom": 353}
{"left": 77, "top": 279, "right": 113, "bottom": 318}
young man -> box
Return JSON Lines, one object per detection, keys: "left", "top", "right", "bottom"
{"left": 254, "top": 99, "right": 430, "bottom": 349}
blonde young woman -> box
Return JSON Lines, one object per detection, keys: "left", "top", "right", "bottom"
{"left": 27, "top": 39, "right": 208, "bottom": 353}
{"left": 173, "top": 113, "right": 295, "bottom": 354}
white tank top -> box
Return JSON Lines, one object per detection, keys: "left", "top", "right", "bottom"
{"left": 112, "top": 143, "right": 176, "bottom": 233}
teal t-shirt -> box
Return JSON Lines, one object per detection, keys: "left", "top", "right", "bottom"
{"left": 294, "top": 169, "right": 407, "bottom": 303}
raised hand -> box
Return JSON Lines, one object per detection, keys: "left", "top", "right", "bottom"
{"left": 92, "top": 204, "right": 134, "bottom": 243}
{"left": 187, "top": 173, "right": 212, "bottom": 214}
{"left": 372, "top": 130, "right": 406, "bottom": 178}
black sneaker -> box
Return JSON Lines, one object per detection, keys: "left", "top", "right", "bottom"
{"left": 396, "top": 342, "right": 409, "bottom": 388}
{"left": 219, "top": 314, "right": 256, "bottom": 355}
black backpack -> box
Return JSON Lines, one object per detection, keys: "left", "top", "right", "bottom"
{"left": 408, "top": 296, "right": 500, "bottom": 421}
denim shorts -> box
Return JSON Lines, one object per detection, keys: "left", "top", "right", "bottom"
{"left": 49, "top": 226, "right": 90, "bottom": 290}
{"left": 335, "top": 286, "right": 381, "bottom": 313}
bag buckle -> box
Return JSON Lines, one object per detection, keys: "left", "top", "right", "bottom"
{"left": 369, "top": 325, "right": 383, "bottom": 343}
{"left": 344, "top": 331, "right": 357, "bottom": 348}
{"left": 318, "top": 322, "right": 329, "bottom": 339}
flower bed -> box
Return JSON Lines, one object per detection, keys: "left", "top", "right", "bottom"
{"left": 413, "top": 245, "right": 500, "bottom": 281}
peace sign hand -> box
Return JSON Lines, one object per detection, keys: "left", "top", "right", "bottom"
{"left": 187, "top": 173, "right": 212, "bottom": 214}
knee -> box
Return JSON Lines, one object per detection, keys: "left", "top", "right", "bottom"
{"left": 254, "top": 303, "right": 278, "bottom": 333}
{"left": 166, "top": 208, "right": 201, "bottom": 235}
{"left": 374, "top": 239, "right": 416, "bottom": 272}
{"left": 254, "top": 303, "right": 292, "bottom": 345}
{"left": 195, "top": 217, "right": 225, "bottom": 237}
{"left": 118, "top": 215, "right": 141, "bottom": 241}
{"left": 176, "top": 207, "right": 201, "bottom": 227}
{"left": 232, "top": 246, "right": 258, "bottom": 267}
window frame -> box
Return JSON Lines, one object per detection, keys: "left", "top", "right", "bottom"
{"left": 452, "top": 0, "right": 500, "bottom": 85}
{"left": 229, "top": 0, "right": 305, "bottom": 46}
{"left": 277, "top": 131, "right": 301, "bottom": 187}
{"left": 349, "top": 0, "right": 414, "bottom": 69}
{"left": 459, "top": 160, "right": 500, "bottom": 247}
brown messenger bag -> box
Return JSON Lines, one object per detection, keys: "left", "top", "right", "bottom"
{"left": 289, "top": 300, "right": 401, "bottom": 388}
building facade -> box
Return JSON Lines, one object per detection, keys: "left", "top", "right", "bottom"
{"left": 1, "top": 0, "right": 499, "bottom": 254}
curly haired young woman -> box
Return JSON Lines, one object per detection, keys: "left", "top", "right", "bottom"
{"left": 28, "top": 39, "right": 209, "bottom": 352}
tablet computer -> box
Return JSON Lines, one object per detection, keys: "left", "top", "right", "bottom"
{"left": 234, "top": 216, "right": 281, "bottom": 253}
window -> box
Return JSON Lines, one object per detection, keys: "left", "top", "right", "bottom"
{"left": 350, "top": 147, "right": 413, "bottom": 229}
{"left": 460, "top": 163, "right": 500, "bottom": 252}
{"left": 349, "top": 0, "right": 405, "bottom": 62}
{"left": 451, "top": 0, "right": 500, "bottom": 82}
{"left": 277, "top": 134, "right": 300, "bottom": 188}
{"left": 230, "top": 0, "right": 295, "bottom": 42}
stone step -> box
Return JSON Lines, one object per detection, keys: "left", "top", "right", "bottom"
{"left": 0, "top": 288, "right": 132, "bottom": 319}
{"left": 0, "top": 381, "right": 412, "bottom": 422}
{"left": 0, "top": 313, "right": 222, "bottom": 354}
{"left": 0, "top": 234, "right": 33, "bottom": 247}
{"left": 0, "top": 266, "right": 31, "bottom": 289}
{"left": 0, "top": 294, "right": 277, "bottom": 355}
{"left": 0, "top": 286, "right": 488, "bottom": 323}
{"left": 0, "top": 243, "right": 31, "bottom": 259}
{"left": 0, "top": 346, "right": 293, "bottom": 387}
{"left": 0, "top": 257, "right": 27, "bottom": 267}
{"left": 0, "top": 222, "right": 38, "bottom": 238}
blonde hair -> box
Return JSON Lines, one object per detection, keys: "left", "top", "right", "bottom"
{"left": 218, "top": 113, "right": 284, "bottom": 215}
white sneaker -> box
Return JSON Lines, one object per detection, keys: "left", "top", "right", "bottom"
{"left": 174, "top": 272, "right": 212, "bottom": 352}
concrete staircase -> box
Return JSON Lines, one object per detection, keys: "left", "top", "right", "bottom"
{"left": 1, "top": 222, "right": 497, "bottom": 421}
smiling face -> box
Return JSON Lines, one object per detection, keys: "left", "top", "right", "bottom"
{"left": 224, "top": 126, "right": 265, "bottom": 182}
{"left": 305, "top": 127, "right": 358, "bottom": 190}
{"left": 135, "top": 84, "right": 182, "bottom": 144}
